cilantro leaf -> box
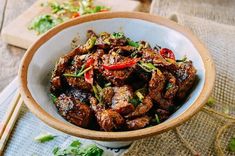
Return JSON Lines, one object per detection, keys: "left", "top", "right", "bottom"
{"left": 206, "top": 97, "right": 216, "bottom": 106}
{"left": 229, "top": 137, "right": 235, "bottom": 152}
{"left": 52, "top": 140, "right": 103, "bottom": 156}
{"left": 127, "top": 39, "right": 139, "bottom": 48}
{"left": 77, "top": 145, "right": 103, "bottom": 156}
{"left": 34, "top": 133, "right": 56, "bottom": 143}
{"left": 129, "top": 98, "right": 141, "bottom": 107}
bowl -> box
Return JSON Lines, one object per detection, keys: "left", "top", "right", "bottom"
{"left": 19, "top": 12, "right": 215, "bottom": 145}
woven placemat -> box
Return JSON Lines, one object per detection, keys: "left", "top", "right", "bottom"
{"left": 124, "top": 0, "right": 235, "bottom": 155}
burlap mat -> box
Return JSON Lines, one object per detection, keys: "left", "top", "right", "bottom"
{"left": 124, "top": 0, "right": 235, "bottom": 155}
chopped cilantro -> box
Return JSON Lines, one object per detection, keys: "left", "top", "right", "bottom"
{"left": 53, "top": 140, "right": 103, "bottom": 156}
{"left": 34, "top": 132, "right": 56, "bottom": 143}
{"left": 206, "top": 97, "right": 216, "bottom": 106}
{"left": 111, "top": 32, "right": 125, "bottom": 39}
{"left": 155, "top": 114, "right": 160, "bottom": 124}
{"left": 127, "top": 39, "right": 139, "bottom": 48}
{"left": 166, "top": 83, "right": 173, "bottom": 90}
{"left": 229, "top": 137, "right": 235, "bottom": 152}
{"left": 129, "top": 98, "right": 141, "bottom": 107}
{"left": 28, "top": 14, "right": 64, "bottom": 35}
{"left": 50, "top": 94, "right": 57, "bottom": 103}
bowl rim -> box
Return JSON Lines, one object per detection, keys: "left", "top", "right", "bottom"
{"left": 19, "top": 12, "right": 215, "bottom": 141}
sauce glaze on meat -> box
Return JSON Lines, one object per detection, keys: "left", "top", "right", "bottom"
{"left": 50, "top": 31, "right": 197, "bottom": 131}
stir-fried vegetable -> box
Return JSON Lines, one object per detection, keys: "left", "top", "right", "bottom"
{"left": 84, "top": 58, "right": 95, "bottom": 84}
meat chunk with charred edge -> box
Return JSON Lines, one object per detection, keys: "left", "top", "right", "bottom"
{"left": 174, "top": 61, "right": 197, "bottom": 99}
{"left": 156, "top": 109, "right": 170, "bottom": 122}
{"left": 163, "top": 71, "right": 179, "bottom": 100}
{"left": 95, "top": 109, "right": 125, "bottom": 131}
{"left": 125, "top": 95, "right": 153, "bottom": 119}
{"left": 126, "top": 116, "right": 151, "bottom": 130}
{"left": 111, "top": 85, "right": 135, "bottom": 115}
{"left": 101, "top": 87, "right": 114, "bottom": 105}
{"left": 55, "top": 94, "right": 92, "bottom": 128}
{"left": 149, "top": 70, "right": 174, "bottom": 110}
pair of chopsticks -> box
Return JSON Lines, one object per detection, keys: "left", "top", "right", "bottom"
{"left": 0, "top": 91, "right": 23, "bottom": 155}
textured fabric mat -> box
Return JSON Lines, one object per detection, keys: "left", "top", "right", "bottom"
{"left": 124, "top": 0, "right": 235, "bottom": 155}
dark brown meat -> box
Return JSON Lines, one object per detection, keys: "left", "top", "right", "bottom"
{"left": 163, "top": 72, "right": 179, "bottom": 99}
{"left": 87, "top": 30, "right": 97, "bottom": 38}
{"left": 55, "top": 94, "right": 92, "bottom": 128}
{"left": 109, "top": 38, "right": 127, "bottom": 47}
{"left": 149, "top": 70, "right": 174, "bottom": 110}
{"left": 53, "top": 56, "right": 70, "bottom": 77}
{"left": 50, "top": 76, "right": 62, "bottom": 92}
{"left": 125, "top": 95, "right": 153, "bottom": 119}
{"left": 90, "top": 49, "right": 104, "bottom": 70}
{"left": 111, "top": 85, "right": 135, "bottom": 115}
{"left": 72, "top": 55, "right": 83, "bottom": 69}
{"left": 63, "top": 66, "right": 92, "bottom": 91}
{"left": 126, "top": 116, "right": 150, "bottom": 130}
{"left": 95, "top": 109, "right": 125, "bottom": 131}
{"left": 156, "top": 109, "right": 170, "bottom": 122}
{"left": 174, "top": 61, "right": 197, "bottom": 99}
{"left": 66, "top": 76, "right": 92, "bottom": 91}
{"left": 101, "top": 87, "right": 114, "bottom": 105}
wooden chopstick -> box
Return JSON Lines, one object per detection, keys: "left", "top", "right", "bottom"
{"left": 0, "top": 91, "right": 23, "bottom": 155}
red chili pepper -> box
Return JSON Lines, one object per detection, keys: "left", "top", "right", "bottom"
{"left": 159, "top": 48, "right": 175, "bottom": 60}
{"left": 84, "top": 58, "right": 95, "bottom": 84}
{"left": 102, "top": 58, "right": 140, "bottom": 70}
{"left": 71, "top": 12, "right": 80, "bottom": 18}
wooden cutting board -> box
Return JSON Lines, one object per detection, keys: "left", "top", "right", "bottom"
{"left": 1, "top": 0, "right": 140, "bottom": 49}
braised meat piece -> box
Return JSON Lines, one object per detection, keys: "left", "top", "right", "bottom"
{"left": 55, "top": 94, "right": 92, "bottom": 128}
{"left": 174, "top": 61, "right": 197, "bottom": 99}
{"left": 156, "top": 109, "right": 170, "bottom": 122}
{"left": 126, "top": 116, "right": 150, "bottom": 130}
{"left": 64, "top": 68, "right": 92, "bottom": 91}
{"left": 66, "top": 88, "right": 91, "bottom": 104}
{"left": 149, "top": 70, "right": 174, "bottom": 110}
{"left": 50, "top": 76, "right": 62, "bottom": 92}
{"left": 111, "top": 85, "right": 135, "bottom": 115}
{"left": 101, "top": 87, "right": 114, "bottom": 105}
{"left": 95, "top": 109, "right": 125, "bottom": 131}
{"left": 72, "top": 55, "right": 83, "bottom": 69}
{"left": 66, "top": 76, "right": 92, "bottom": 91}
{"left": 163, "top": 71, "right": 179, "bottom": 99}
{"left": 125, "top": 95, "right": 153, "bottom": 119}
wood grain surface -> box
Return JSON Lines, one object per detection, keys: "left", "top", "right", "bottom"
{"left": 0, "top": 0, "right": 34, "bottom": 92}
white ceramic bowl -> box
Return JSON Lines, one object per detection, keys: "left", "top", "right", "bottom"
{"left": 19, "top": 12, "right": 215, "bottom": 146}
